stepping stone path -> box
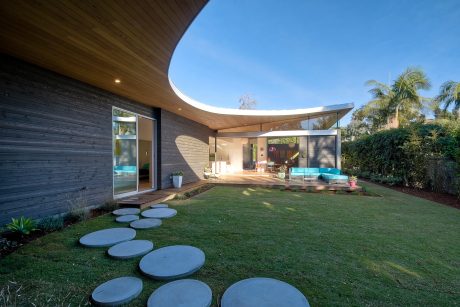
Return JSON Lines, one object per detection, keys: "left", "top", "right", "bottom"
{"left": 139, "top": 245, "right": 205, "bottom": 280}
{"left": 150, "top": 203, "right": 168, "bottom": 209}
{"left": 91, "top": 276, "right": 143, "bottom": 306}
{"left": 142, "top": 208, "right": 177, "bottom": 219}
{"left": 147, "top": 279, "right": 212, "bottom": 307}
{"left": 108, "top": 240, "right": 154, "bottom": 259}
{"left": 221, "top": 277, "right": 310, "bottom": 307}
{"left": 113, "top": 208, "right": 140, "bottom": 216}
{"left": 115, "top": 214, "right": 139, "bottom": 223}
{"left": 80, "top": 228, "right": 136, "bottom": 247}
{"left": 130, "top": 218, "right": 162, "bottom": 229}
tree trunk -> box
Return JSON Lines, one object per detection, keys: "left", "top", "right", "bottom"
{"left": 394, "top": 105, "right": 400, "bottom": 128}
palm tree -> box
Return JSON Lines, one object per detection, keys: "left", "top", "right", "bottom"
{"left": 364, "top": 80, "right": 397, "bottom": 129}
{"left": 365, "top": 67, "right": 431, "bottom": 128}
{"left": 391, "top": 67, "right": 431, "bottom": 125}
{"left": 434, "top": 81, "right": 460, "bottom": 116}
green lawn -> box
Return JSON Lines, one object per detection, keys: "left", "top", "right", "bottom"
{"left": 1, "top": 183, "right": 459, "bottom": 306}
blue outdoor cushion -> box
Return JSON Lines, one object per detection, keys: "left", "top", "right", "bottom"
{"left": 305, "top": 173, "right": 321, "bottom": 177}
{"left": 320, "top": 168, "right": 341, "bottom": 175}
{"left": 304, "top": 168, "right": 320, "bottom": 173}
{"left": 322, "top": 173, "right": 348, "bottom": 182}
{"left": 114, "top": 165, "right": 137, "bottom": 173}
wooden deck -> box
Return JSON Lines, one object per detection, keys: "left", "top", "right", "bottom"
{"left": 209, "top": 172, "right": 359, "bottom": 191}
{"left": 117, "top": 181, "right": 208, "bottom": 209}
{"left": 118, "top": 171, "right": 360, "bottom": 209}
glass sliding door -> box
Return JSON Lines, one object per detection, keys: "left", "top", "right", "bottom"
{"left": 113, "top": 108, "right": 138, "bottom": 195}
{"left": 242, "top": 138, "right": 257, "bottom": 170}
{"left": 138, "top": 116, "right": 154, "bottom": 192}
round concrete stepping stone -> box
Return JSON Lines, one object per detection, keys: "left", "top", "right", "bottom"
{"left": 147, "top": 279, "right": 212, "bottom": 307}
{"left": 91, "top": 276, "right": 142, "bottom": 306}
{"left": 150, "top": 203, "right": 168, "bottom": 209}
{"left": 115, "top": 214, "right": 139, "bottom": 223}
{"left": 80, "top": 228, "right": 136, "bottom": 248}
{"left": 108, "top": 240, "right": 154, "bottom": 259}
{"left": 142, "top": 208, "right": 177, "bottom": 219}
{"left": 130, "top": 218, "right": 162, "bottom": 229}
{"left": 221, "top": 278, "right": 309, "bottom": 307}
{"left": 139, "top": 245, "right": 205, "bottom": 280}
{"left": 113, "top": 208, "right": 140, "bottom": 216}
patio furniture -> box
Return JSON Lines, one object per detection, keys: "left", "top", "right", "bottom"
{"left": 289, "top": 167, "right": 349, "bottom": 183}
{"left": 267, "top": 161, "right": 275, "bottom": 172}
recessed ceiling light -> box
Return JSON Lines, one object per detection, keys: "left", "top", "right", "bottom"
{"left": 114, "top": 79, "right": 121, "bottom": 84}
{"left": 178, "top": 108, "right": 182, "bottom": 111}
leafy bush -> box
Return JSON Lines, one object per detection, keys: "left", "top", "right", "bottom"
{"left": 37, "top": 216, "right": 64, "bottom": 232}
{"left": 359, "top": 171, "right": 371, "bottom": 179}
{"left": 342, "top": 120, "right": 460, "bottom": 194}
{"left": 171, "top": 171, "right": 184, "bottom": 176}
{"left": 6, "top": 217, "right": 37, "bottom": 235}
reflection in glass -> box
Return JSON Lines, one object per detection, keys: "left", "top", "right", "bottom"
{"left": 219, "top": 113, "right": 339, "bottom": 133}
{"left": 113, "top": 109, "right": 137, "bottom": 195}
{"left": 267, "top": 137, "right": 299, "bottom": 169}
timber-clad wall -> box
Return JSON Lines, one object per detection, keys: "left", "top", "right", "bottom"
{"left": 0, "top": 55, "right": 153, "bottom": 224}
{"left": 160, "top": 110, "right": 215, "bottom": 189}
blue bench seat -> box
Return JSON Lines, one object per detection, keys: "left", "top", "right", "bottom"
{"left": 289, "top": 167, "right": 349, "bottom": 183}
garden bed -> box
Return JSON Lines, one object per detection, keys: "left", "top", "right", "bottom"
{"left": 363, "top": 180, "right": 460, "bottom": 209}
{"left": 173, "top": 184, "right": 215, "bottom": 200}
{"left": 0, "top": 204, "right": 115, "bottom": 258}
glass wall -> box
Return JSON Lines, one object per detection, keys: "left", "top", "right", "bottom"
{"left": 267, "top": 137, "right": 300, "bottom": 170}
{"left": 113, "top": 109, "right": 138, "bottom": 195}
{"left": 218, "top": 113, "right": 339, "bottom": 133}
{"left": 138, "top": 116, "right": 154, "bottom": 192}
{"left": 242, "top": 138, "right": 258, "bottom": 170}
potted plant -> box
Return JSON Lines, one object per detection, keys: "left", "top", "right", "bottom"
{"left": 349, "top": 175, "right": 358, "bottom": 188}
{"left": 203, "top": 167, "right": 212, "bottom": 179}
{"left": 171, "top": 171, "right": 184, "bottom": 188}
{"left": 278, "top": 164, "right": 287, "bottom": 179}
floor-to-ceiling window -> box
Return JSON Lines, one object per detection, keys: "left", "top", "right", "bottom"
{"left": 112, "top": 107, "right": 155, "bottom": 197}
{"left": 267, "top": 137, "right": 300, "bottom": 170}
{"left": 138, "top": 116, "right": 154, "bottom": 192}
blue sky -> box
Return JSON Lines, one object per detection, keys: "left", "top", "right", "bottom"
{"left": 169, "top": 0, "right": 460, "bottom": 125}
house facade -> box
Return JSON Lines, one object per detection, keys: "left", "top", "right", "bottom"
{"left": 0, "top": 1, "right": 352, "bottom": 224}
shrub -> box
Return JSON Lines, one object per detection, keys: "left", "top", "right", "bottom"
{"left": 342, "top": 120, "right": 460, "bottom": 194}
{"left": 174, "top": 193, "right": 187, "bottom": 200}
{"left": 0, "top": 237, "right": 18, "bottom": 252}
{"left": 65, "top": 192, "right": 90, "bottom": 223}
{"left": 385, "top": 175, "right": 403, "bottom": 186}
{"left": 6, "top": 217, "right": 37, "bottom": 235}
{"left": 171, "top": 171, "right": 184, "bottom": 176}
{"left": 99, "top": 200, "right": 119, "bottom": 213}
{"left": 37, "top": 216, "right": 64, "bottom": 232}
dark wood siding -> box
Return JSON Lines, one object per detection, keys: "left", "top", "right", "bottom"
{"left": 160, "top": 110, "right": 215, "bottom": 188}
{"left": 0, "top": 55, "right": 153, "bottom": 224}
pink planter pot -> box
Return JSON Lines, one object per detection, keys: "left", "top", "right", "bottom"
{"left": 349, "top": 181, "right": 357, "bottom": 188}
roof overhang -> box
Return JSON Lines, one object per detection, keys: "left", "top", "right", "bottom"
{"left": 0, "top": 0, "right": 353, "bottom": 130}
{"left": 217, "top": 129, "right": 338, "bottom": 138}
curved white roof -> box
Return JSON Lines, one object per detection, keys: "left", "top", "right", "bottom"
{"left": 0, "top": 0, "right": 354, "bottom": 130}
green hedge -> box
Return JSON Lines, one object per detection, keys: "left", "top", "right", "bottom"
{"left": 342, "top": 120, "right": 460, "bottom": 194}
